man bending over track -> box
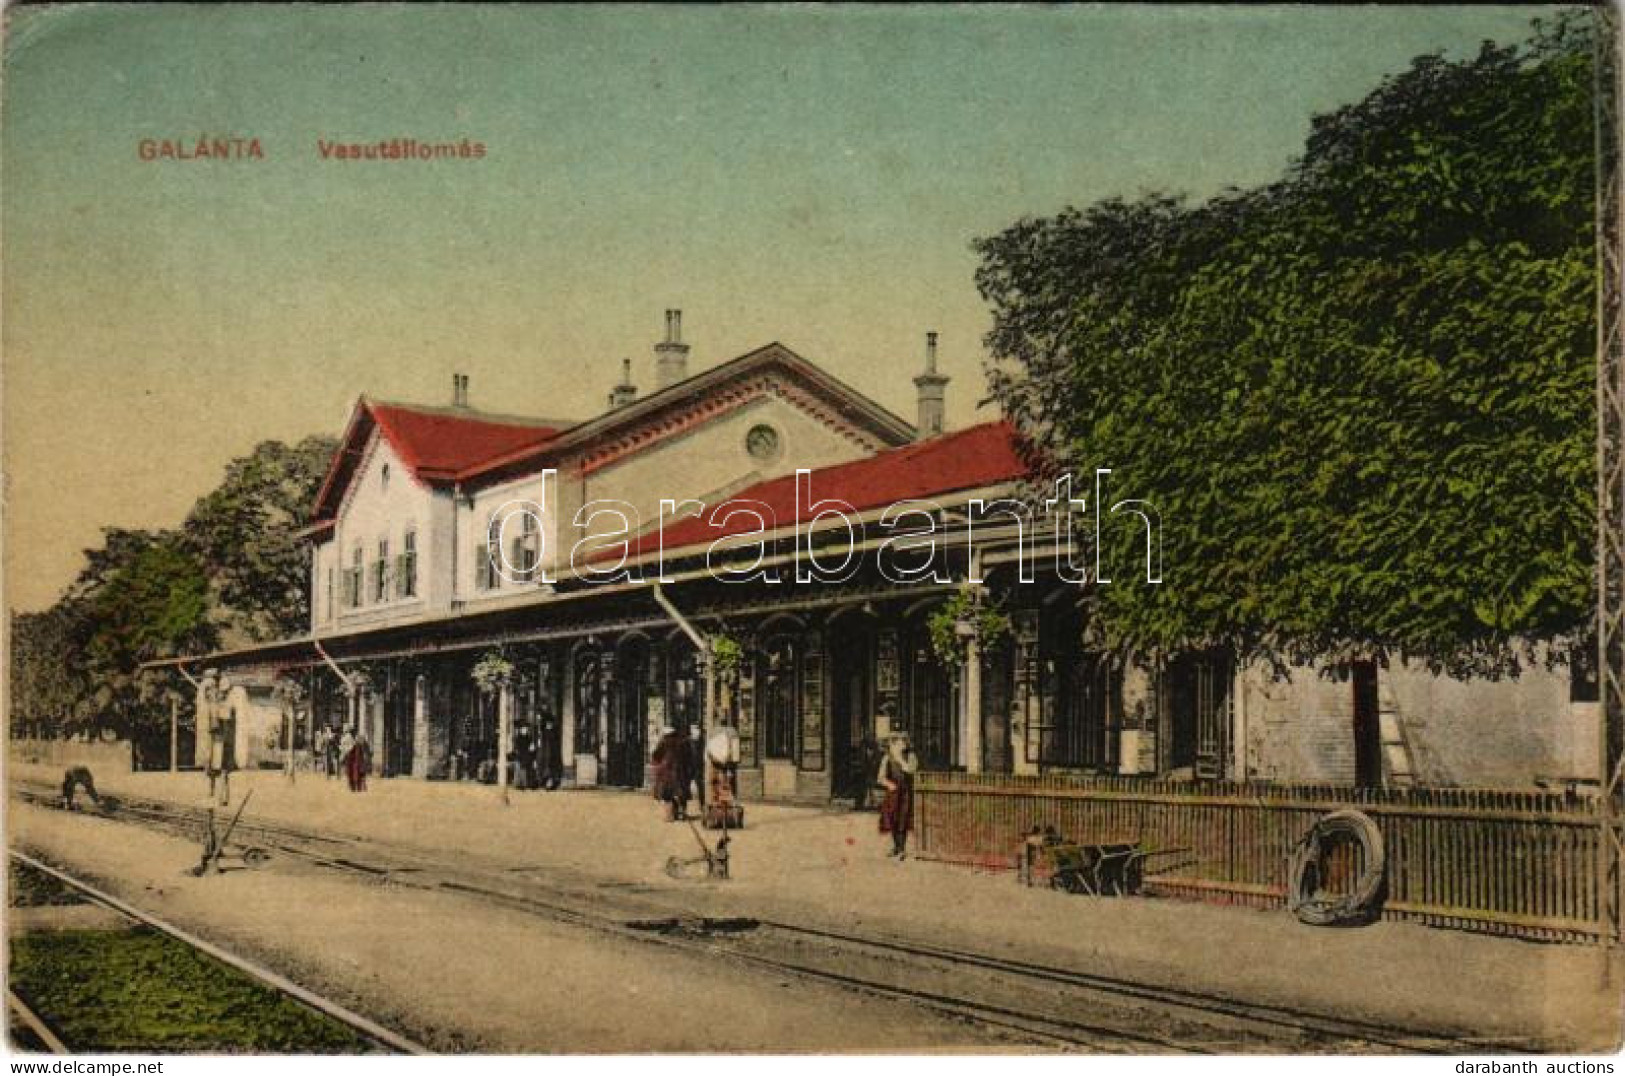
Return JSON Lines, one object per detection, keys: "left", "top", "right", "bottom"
{"left": 60, "top": 766, "right": 101, "bottom": 810}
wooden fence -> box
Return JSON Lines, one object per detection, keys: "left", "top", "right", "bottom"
{"left": 914, "top": 772, "right": 1623, "bottom": 945}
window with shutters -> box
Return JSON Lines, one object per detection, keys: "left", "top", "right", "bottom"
{"left": 373, "top": 539, "right": 390, "bottom": 603}
{"left": 511, "top": 512, "right": 540, "bottom": 580}
{"left": 344, "top": 546, "right": 364, "bottom": 608}
{"left": 397, "top": 531, "right": 417, "bottom": 598}
{"left": 476, "top": 514, "right": 498, "bottom": 590}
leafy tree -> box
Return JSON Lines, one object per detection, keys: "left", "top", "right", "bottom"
{"left": 10, "top": 435, "right": 336, "bottom": 741}
{"left": 78, "top": 532, "right": 217, "bottom": 741}
{"left": 184, "top": 435, "right": 338, "bottom": 643}
{"left": 9, "top": 605, "right": 91, "bottom": 739}
{"left": 976, "top": 12, "right": 1597, "bottom": 676}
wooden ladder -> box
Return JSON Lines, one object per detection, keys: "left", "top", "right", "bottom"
{"left": 1377, "top": 677, "right": 1419, "bottom": 787}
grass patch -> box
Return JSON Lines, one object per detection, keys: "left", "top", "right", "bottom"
{"left": 9, "top": 928, "right": 372, "bottom": 1053}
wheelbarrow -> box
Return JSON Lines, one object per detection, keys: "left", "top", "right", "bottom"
{"left": 1019, "top": 827, "right": 1185, "bottom": 897}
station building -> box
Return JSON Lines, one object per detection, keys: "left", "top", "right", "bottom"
{"left": 176, "top": 313, "right": 1599, "bottom": 799}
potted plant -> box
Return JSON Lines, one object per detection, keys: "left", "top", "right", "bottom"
{"left": 927, "top": 586, "right": 1012, "bottom": 667}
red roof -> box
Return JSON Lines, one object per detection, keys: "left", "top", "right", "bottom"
{"left": 313, "top": 400, "right": 567, "bottom": 521}
{"left": 367, "top": 403, "right": 563, "bottom": 480}
{"left": 622, "top": 420, "right": 1031, "bottom": 559}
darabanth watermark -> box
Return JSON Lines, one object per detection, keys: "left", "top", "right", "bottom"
{"left": 481, "top": 470, "right": 1163, "bottom": 589}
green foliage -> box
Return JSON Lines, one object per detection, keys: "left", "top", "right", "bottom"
{"left": 471, "top": 651, "right": 515, "bottom": 695}
{"left": 709, "top": 632, "right": 745, "bottom": 677}
{"left": 926, "top": 588, "right": 1012, "bottom": 667}
{"left": 184, "top": 435, "right": 340, "bottom": 643}
{"left": 975, "top": 13, "right": 1598, "bottom": 676}
{"left": 10, "top": 435, "right": 337, "bottom": 742}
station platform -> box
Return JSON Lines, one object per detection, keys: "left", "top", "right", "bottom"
{"left": 7, "top": 760, "right": 1621, "bottom": 1052}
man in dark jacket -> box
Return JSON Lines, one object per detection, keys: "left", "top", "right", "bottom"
{"left": 512, "top": 719, "right": 536, "bottom": 790}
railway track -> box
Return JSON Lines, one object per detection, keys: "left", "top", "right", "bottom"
{"left": 10, "top": 779, "right": 1495, "bottom": 1053}
{"left": 7, "top": 849, "right": 430, "bottom": 1055}
{"left": 9, "top": 987, "right": 69, "bottom": 1053}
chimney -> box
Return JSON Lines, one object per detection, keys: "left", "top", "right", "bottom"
{"left": 913, "top": 331, "right": 949, "bottom": 439}
{"left": 452, "top": 373, "right": 470, "bottom": 409}
{"left": 654, "top": 309, "right": 691, "bottom": 390}
{"left": 607, "top": 357, "right": 638, "bottom": 410}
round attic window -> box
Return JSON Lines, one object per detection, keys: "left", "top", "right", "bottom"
{"left": 745, "top": 424, "right": 781, "bottom": 463}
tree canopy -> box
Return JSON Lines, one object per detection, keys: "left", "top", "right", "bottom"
{"left": 976, "top": 12, "right": 1598, "bottom": 676}
{"left": 9, "top": 435, "right": 337, "bottom": 744}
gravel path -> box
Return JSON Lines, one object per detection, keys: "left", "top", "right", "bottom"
{"left": 9, "top": 801, "right": 1018, "bottom": 1052}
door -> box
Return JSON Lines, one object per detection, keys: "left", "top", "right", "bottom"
{"left": 903, "top": 619, "right": 955, "bottom": 770}
{"left": 384, "top": 676, "right": 414, "bottom": 777}
{"left": 607, "top": 639, "right": 649, "bottom": 788}
{"left": 573, "top": 650, "right": 601, "bottom": 760}
{"left": 1165, "top": 649, "right": 1231, "bottom": 779}
{"left": 980, "top": 640, "right": 1012, "bottom": 774}
{"left": 759, "top": 636, "right": 799, "bottom": 761}
{"left": 1352, "top": 660, "right": 1381, "bottom": 788}
{"left": 447, "top": 674, "right": 490, "bottom": 780}
{"left": 533, "top": 656, "right": 562, "bottom": 783}
{"left": 830, "top": 625, "right": 873, "bottom": 801}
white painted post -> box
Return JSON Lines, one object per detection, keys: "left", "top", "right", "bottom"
{"left": 560, "top": 657, "right": 576, "bottom": 774}
{"left": 963, "top": 636, "right": 983, "bottom": 774}
{"left": 700, "top": 648, "right": 716, "bottom": 809}
{"left": 411, "top": 675, "right": 429, "bottom": 779}
{"left": 284, "top": 696, "right": 296, "bottom": 784}
{"left": 1232, "top": 664, "right": 1249, "bottom": 781}
{"left": 498, "top": 682, "right": 512, "bottom": 807}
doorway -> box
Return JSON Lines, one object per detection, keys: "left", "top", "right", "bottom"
{"left": 383, "top": 674, "right": 414, "bottom": 777}
{"left": 1352, "top": 660, "right": 1382, "bottom": 788}
{"left": 830, "top": 623, "right": 874, "bottom": 802}
{"left": 902, "top": 617, "right": 955, "bottom": 770}
{"left": 606, "top": 638, "right": 649, "bottom": 788}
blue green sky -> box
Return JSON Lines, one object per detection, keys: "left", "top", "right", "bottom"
{"left": 3, "top": 4, "right": 1560, "bottom": 611}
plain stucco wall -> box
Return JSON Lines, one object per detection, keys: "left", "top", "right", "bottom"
{"left": 1242, "top": 657, "right": 1595, "bottom": 788}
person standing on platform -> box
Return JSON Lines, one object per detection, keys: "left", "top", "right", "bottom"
{"left": 512, "top": 718, "right": 536, "bottom": 790}
{"left": 346, "top": 729, "right": 372, "bottom": 792}
{"left": 651, "top": 725, "right": 692, "bottom": 821}
{"left": 705, "top": 725, "right": 742, "bottom": 827}
{"left": 339, "top": 728, "right": 357, "bottom": 791}
{"left": 314, "top": 725, "right": 332, "bottom": 778}
{"left": 853, "top": 731, "right": 883, "bottom": 810}
{"left": 877, "top": 732, "right": 919, "bottom": 859}
{"left": 206, "top": 674, "right": 238, "bottom": 807}
{"left": 537, "top": 710, "right": 562, "bottom": 790}
{"left": 685, "top": 723, "right": 706, "bottom": 811}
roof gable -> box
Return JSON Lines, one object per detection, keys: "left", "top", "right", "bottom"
{"left": 310, "top": 341, "right": 918, "bottom": 520}
{"left": 460, "top": 343, "right": 916, "bottom": 485}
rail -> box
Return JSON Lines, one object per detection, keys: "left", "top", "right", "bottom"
{"left": 8, "top": 851, "right": 432, "bottom": 1054}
